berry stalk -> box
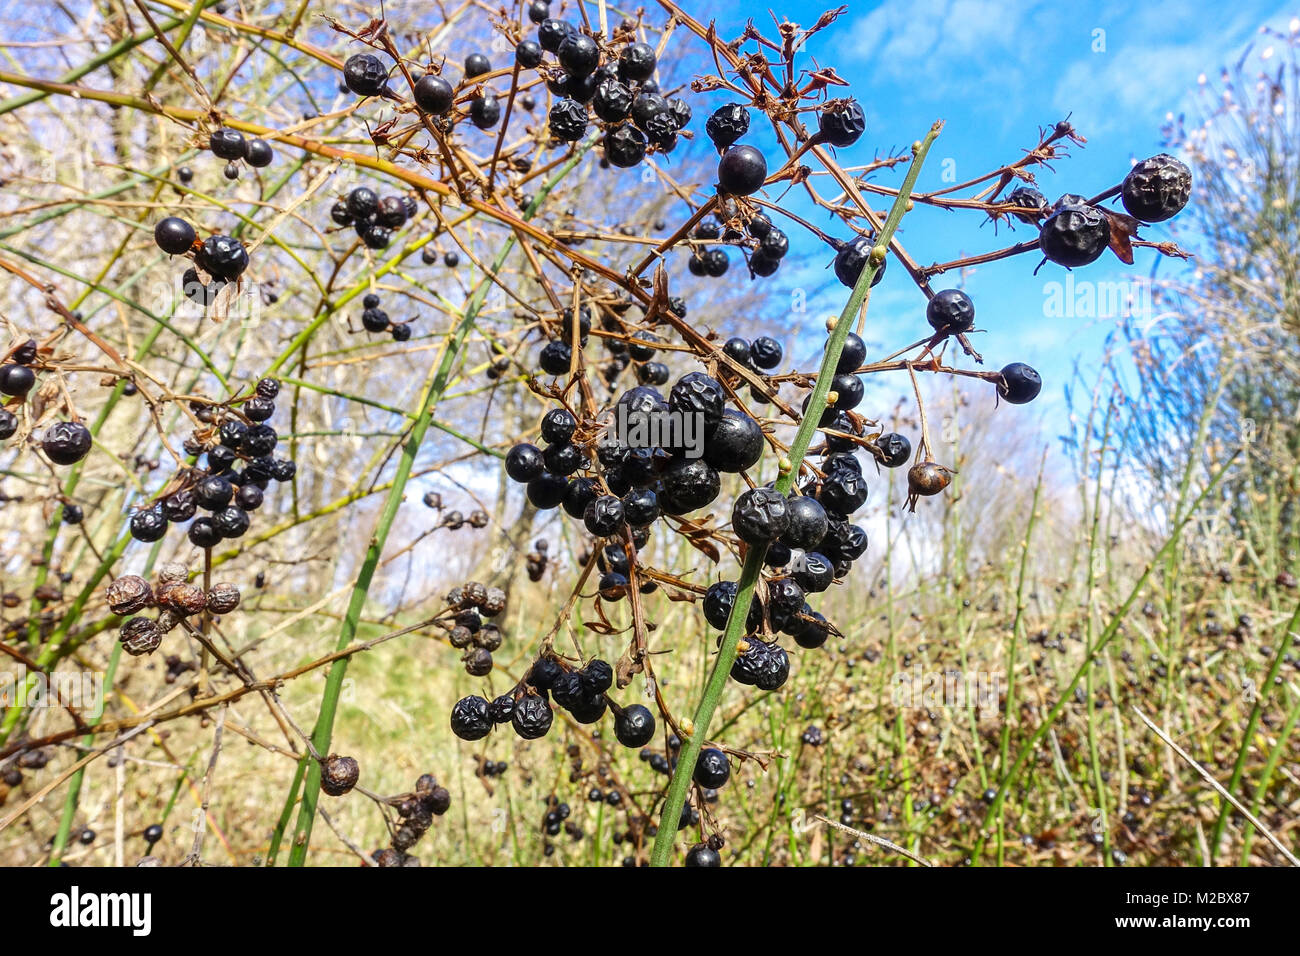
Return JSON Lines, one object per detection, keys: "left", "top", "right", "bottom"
{"left": 649, "top": 123, "right": 944, "bottom": 867}
{"left": 277, "top": 135, "right": 597, "bottom": 867}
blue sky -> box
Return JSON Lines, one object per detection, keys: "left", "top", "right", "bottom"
{"left": 678, "top": 0, "right": 1297, "bottom": 443}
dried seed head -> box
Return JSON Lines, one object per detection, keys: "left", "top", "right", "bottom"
{"left": 156, "top": 562, "right": 189, "bottom": 587}
{"left": 463, "top": 646, "right": 493, "bottom": 676}
{"left": 481, "top": 587, "right": 507, "bottom": 616}
{"left": 468, "top": 509, "right": 489, "bottom": 528}
{"left": 106, "top": 575, "right": 154, "bottom": 615}
{"left": 166, "top": 582, "right": 208, "bottom": 616}
{"left": 477, "top": 623, "right": 503, "bottom": 652}
{"left": 463, "top": 581, "right": 488, "bottom": 608}
{"left": 907, "top": 460, "right": 953, "bottom": 498}
{"left": 155, "top": 609, "right": 181, "bottom": 633}
{"left": 206, "top": 582, "right": 241, "bottom": 615}
{"left": 320, "top": 754, "right": 360, "bottom": 796}
{"left": 119, "top": 617, "right": 162, "bottom": 656}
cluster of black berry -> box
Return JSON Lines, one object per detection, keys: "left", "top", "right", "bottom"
{"left": 1, "top": 339, "right": 96, "bottom": 468}
{"left": 450, "top": 655, "right": 657, "bottom": 747}
{"left": 126, "top": 377, "right": 293, "bottom": 548}
{"left": 106, "top": 564, "right": 241, "bottom": 657}
{"left": 370, "top": 773, "right": 453, "bottom": 867}
{"left": 330, "top": 186, "right": 418, "bottom": 252}
{"left": 476, "top": 757, "right": 508, "bottom": 779}
{"left": 1001, "top": 154, "right": 1192, "bottom": 267}
{"left": 153, "top": 215, "right": 250, "bottom": 308}
{"left": 207, "top": 125, "right": 274, "bottom": 181}
{"left": 355, "top": 290, "right": 414, "bottom": 341}
{"left": 443, "top": 580, "right": 507, "bottom": 676}
{"left": 343, "top": 41, "right": 501, "bottom": 132}
{"left": 540, "top": 795, "right": 581, "bottom": 850}
{"left": 510, "top": 8, "right": 689, "bottom": 169}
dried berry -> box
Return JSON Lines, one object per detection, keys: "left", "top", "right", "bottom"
{"left": 119, "top": 617, "right": 162, "bottom": 656}
{"left": 206, "top": 583, "right": 241, "bottom": 614}
{"left": 320, "top": 754, "right": 360, "bottom": 796}
{"left": 106, "top": 575, "right": 154, "bottom": 615}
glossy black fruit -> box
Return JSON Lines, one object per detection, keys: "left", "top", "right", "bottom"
{"left": 732, "top": 487, "right": 789, "bottom": 545}
{"left": 694, "top": 748, "right": 731, "bottom": 788}
{"left": 42, "top": 421, "right": 92, "bottom": 465}
{"left": 704, "top": 409, "right": 764, "bottom": 473}
{"left": 830, "top": 372, "right": 864, "bottom": 412}
{"left": 195, "top": 235, "right": 249, "bottom": 281}
{"left": 604, "top": 124, "right": 646, "bottom": 167}
{"left": 413, "top": 74, "right": 455, "bottom": 115}
{"left": 731, "top": 637, "right": 789, "bottom": 690}
{"left": 538, "top": 340, "right": 573, "bottom": 375}
{"left": 685, "top": 845, "right": 721, "bottom": 867}
{"left": 0, "top": 409, "right": 15, "bottom": 441}
{"left": 463, "top": 52, "right": 491, "bottom": 79}
{"left": 470, "top": 94, "right": 501, "bottom": 129}
{"left": 557, "top": 33, "right": 599, "bottom": 76}
{"left": 659, "top": 458, "right": 719, "bottom": 515}
{"left": 818, "top": 465, "right": 868, "bottom": 517}
{"left": 717, "top": 144, "right": 767, "bottom": 195}
{"left": 245, "top": 138, "right": 273, "bottom": 167}
{"left": 926, "top": 289, "right": 975, "bottom": 333}
{"left": 537, "top": 18, "right": 574, "bottom": 54}
{"left": 614, "top": 704, "right": 655, "bottom": 747}
{"left": 1039, "top": 204, "right": 1109, "bottom": 267}
{"left": 792, "top": 551, "right": 834, "bottom": 593}
{"left": 833, "top": 235, "right": 887, "bottom": 289}
{"left": 669, "top": 371, "right": 725, "bottom": 432}
{"left": 209, "top": 128, "right": 247, "bottom": 160}
{"left": 0, "top": 364, "right": 34, "bottom": 396}
{"left": 212, "top": 506, "right": 249, "bottom": 538}
{"left": 505, "top": 443, "right": 545, "bottom": 482}
{"left": 450, "top": 695, "right": 492, "bottom": 740}
{"left": 584, "top": 495, "right": 625, "bottom": 536}
{"left": 1121, "top": 154, "right": 1191, "bottom": 222}
{"left": 129, "top": 508, "right": 167, "bottom": 542}
{"left": 617, "top": 42, "right": 656, "bottom": 82}
{"left": 343, "top": 53, "right": 389, "bottom": 97}
{"left": 622, "top": 488, "right": 659, "bottom": 527}
{"left": 187, "top": 517, "right": 220, "bottom": 548}
{"left": 542, "top": 441, "right": 581, "bottom": 476}
{"left": 516, "top": 39, "right": 543, "bottom": 69}
{"left": 527, "top": 473, "right": 568, "bottom": 509}
{"left": 195, "top": 475, "right": 233, "bottom": 510}
{"left": 997, "top": 362, "right": 1042, "bottom": 404}
{"left": 702, "top": 580, "right": 763, "bottom": 631}
{"left": 781, "top": 494, "right": 828, "bottom": 550}
{"left": 540, "top": 408, "right": 576, "bottom": 445}
{"left": 562, "top": 476, "right": 598, "bottom": 518}
{"left": 875, "top": 432, "right": 911, "bottom": 468}
{"left": 154, "top": 216, "right": 196, "bottom": 255}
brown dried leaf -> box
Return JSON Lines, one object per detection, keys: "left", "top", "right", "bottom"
{"left": 1102, "top": 209, "right": 1140, "bottom": 265}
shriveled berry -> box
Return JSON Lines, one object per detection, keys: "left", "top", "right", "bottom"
{"left": 549, "top": 97, "right": 588, "bottom": 141}
{"left": 833, "top": 235, "right": 887, "bottom": 289}
{"left": 1005, "top": 186, "right": 1048, "bottom": 223}
{"left": 817, "top": 99, "right": 866, "bottom": 147}
{"left": 42, "top": 421, "right": 93, "bottom": 465}
{"left": 119, "top": 617, "right": 162, "bottom": 656}
{"left": 106, "top": 575, "right": 153, "bottom": 615}
{"left": 450, "top": 695, "right": 493, "bottom": 740}
{"left": 593, "top": 78, "right": 633, "bottom": 122}
{"left": 1121, "top": 154, "right": 1191, "bottom": 222}
{"left": 875, "top": 432, "right": 911, "bottom": 468}
{"left": 604, "top": 124, "right": 646, "bottom": 167}
{"left": 195, "top": 235, "right": 249, "bottom": 281}
{"left": 129, "top": 508, "right": 168, "bottom": 543}
{"left": 658, "top": 458, "right": 720, "bottom": 515}
{"left": 343, "top": 53, "right": 389, "bottom": 97}
{"left": 705, "top": 103, "right": 749, "bottom": 150}
{"left": 926, "top": 289, "right": 975, "bottom": 334}
{"left": 320, "top": 754, "right": 359, "bottom": 796}
{"left": 1039, "top": 204, "right": 1109, "bottom": 267}
{"left": 732, "top": 487, "right": 789, "bottom": 545}
{"left": 617, "top": 42, "right": 656, "bottom": 81}
{"left": 557, "top": 33, "right": 599, "bottom": 76}
{"left": 512, "top": 693, "right": 553, "bottom": 739}
{"left": 584, "top": 495, "right": 625, "bottom": 537}
{"left": 206, "top": 583, "right": 240, "bottom": 614}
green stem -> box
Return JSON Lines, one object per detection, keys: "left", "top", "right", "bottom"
{"left": 276, "top": 137, "right": 594, "bottom": 866}
{"left": 649, "top": 124, "right": 943, "bottom": 868}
